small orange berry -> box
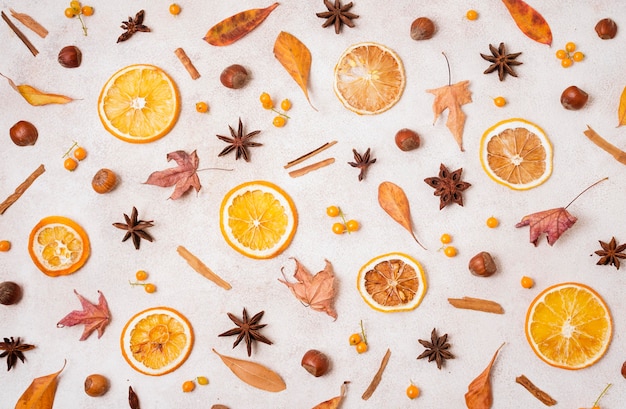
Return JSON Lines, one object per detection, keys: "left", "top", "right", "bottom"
{"left": 466, "top": 10, "right": 478, "bottom": 20}
{"left": 565, "top": 42, "right": 576, "bottom": 52}
{"left": 81, "top": 6, "right": 94, "bottom": 16}
{"left": 144, "top": 283, "right": 157, "bottom": 294}
{"left": 555, "top": 49, "right": 567, "bottom": 59}
{"left": 356, "top": 341, "right": 368, "bottom": 354}
{"left": 272, "top": 116, "right": 286, "bottom": 127}
{"left": 195, "top": 102, "right": 209, "bottom": 113}
{"left": 493, "top": 97, "right": 506, "bottom": 107}
{"left": 521, "top": 276, "right": 534, "bottom": 289}
{"left": 561, "top": 58, "right": 573, "bottom": 68}
{"left": 169, "top": 3, "right": 181, "bottom": 15}
{"left": 443, "top": 246, "right": 457, "bottom": 257}
{"left": 182, "top": 380, "right": 195, "bottom": 392}
{"left": 486, "top": 216, "right": 499, "bottom": 228}
{"left": 406, "top": 383, "right": 420, "bottom": 399}
{"left": 0, "top": 240, "right": 11, "bottom": 252}
{"left": 349, "top": 333, "right": 361, "bottom": 346}
{"left": 326, "top": 206, "right": 340, "bottom": 217}
{"left": 440, "top": 233, "right": 452, "bottom": 244}
{"left": 73, "top": 146, "right": 87, "bottom": 161}
{"left": 280, "top": 99, "right": 292, "bottom": 111}
{"left": 332, "top": 222, "right": 345, "bottom": 235}
{"left": 64, "top": 157, "right": 78, "bottom": 171}
{"left": 572, "top": 51, "right": 584, "bottom": 62}
{"left": 135, "top": 270, "right": 148, "bottom": 281}
{"left": 346, "top": 219, "right": 360, "bottom": 232}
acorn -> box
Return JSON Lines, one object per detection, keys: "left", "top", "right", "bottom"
{"left": 220, "top": 64, "right": 248, "bottom": 89}
{"left": 468, "top": 252, "right": 497, "bottom": 277}
{"left": 84, "top": 374, "right": 110, "bottom": 397}
{"left": 91, "top": 168, "right": 117, "bottom": 194}
{"left": 301, "top": 349, "right": 330, "bottom": 377}
{"left": 395, "top": 128, "right": 421, "bottom": 151}
{"left": 595, "top": 18, "right": 617, "bottom": 40}
{"left": 10, "top": 121, "right": 38, "bottom": 146}
{"left": 58, "top": 45, "right": 82, "bottom": 68}
{"left": 560, "top": 86, "right": 588, "bottom": 110}
{"left": 0, "top": 281, "right": 22, "bottom": 305}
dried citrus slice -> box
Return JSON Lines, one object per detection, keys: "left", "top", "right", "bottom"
{"left": 525, "top": 282, "right": 612, "bottom": 370}
{"left": 357, "top": 252, "right": 427, "bottom": 313}
{"left": 28, "top": 216, "right": 90, "bottom": 277}
{"left": 121, "top": 306, "right": 194, "bottom": 376}
{"left": 97, "top": 64, "right": 180, "bottom": 143}
{"left": 220, "top": 180, "right": 297, "bottom": 259}
{"left": 480, "top": 118, "right": 552, "bottom": 190}
{"left": 333, "top": 42, "right": 405, "bottom": 115}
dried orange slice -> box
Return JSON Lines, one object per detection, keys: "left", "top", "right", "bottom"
{"left": 97, "top": 64, "right": 180, "bottom": 143}
{"left": 480, "top": 118, "right": 552, "bottom": 190}
{"left": 525, "top": 282, "right": 612, "bottom": 370}
{"left": 357, "top": 252, "right": 427, "bottom": 313}
{"left": 334, "top": 42, "right": 405, "bottom": 115}
{"left": 28, "top": 216, "right": 90, "bottom": 277}
{"left": 121, "top": 306, "right": 194, "bottom": 376}
{"left": 220, "top": 181, "right": 297, "bottom": 259}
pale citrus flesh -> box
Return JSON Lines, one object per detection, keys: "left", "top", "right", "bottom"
{"left": 334, "top": 42, "right": 405, "bottom": 115}
{"left": 98, "top": 64, "right": 180, "bottom": 143}
{"left": 220, "top": 181, "right": 297, "bottom": 259}
{"left": 357, "top": 253, "right": 427, "bottom": 312}
{"left": 525, "top": 282, "right": 612, "bottom": 370}
{"left": 480, "top": 118, "right": 552, "bottom": 190}
{"left": 121, "top": 307, "right": 194, "bottom": 376}
{"left": 28, "top": 216, "right": 90, "bottom": 277}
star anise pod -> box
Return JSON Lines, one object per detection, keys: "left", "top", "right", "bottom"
{"left": 417, "top": 328, "right": 454, "bottom": 370}
{"left": 316, "top": 0, "right": 359, "bottom": 34}
{"left": 595, "top": 237, "right": 626, "bottom": 270}
{"left": 217, "top": 118, "right": 262, "bottom": 162}
{"left": 219, "top": 308, "right": 272, "bottom": 357}
{"left": 424, "top": 163, "right": 471, "bottom": 209}
{"left": 480, "top": 42, "right": 522, "bottom": 81}
{"left": 0, "top": 337, "right": 35, "bottom": 371}
{"left": 113, "top": 206, "right": 154, "bottom": 250}
{"left": 117, "top": 10, "right": 151, "bottom": 43}
{"left": 348, "top": 147, "right": 376, "bottom": 181}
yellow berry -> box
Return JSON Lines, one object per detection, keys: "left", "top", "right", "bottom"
{"left": 444, "top": 246, "right": 457, "bottom": 257}
{"left": 406, "top": 383, "right": 420, "bottom": 399}
{"left": 555, "top": 49, "right": 567, "bottom": 59}
{"left": 196, "top": 376, "right": 209, "bottom": 385}
{"left": 493, "top": 96, "right": 506, "bottom": 107}
{"left": 73, "top": 146, "right": 87, "bottom": 161}
{"left": 144, "top": 283, "right": 157, "bottom": 293}
{"left": 332, "top": 222, "right": 345, "bottom": 235}
{"left": 182, "top": 380, "right": 195, "bottom": 392}
{"left": 561, "top": 58, "right": 573, "bottom": 68}
{"left": 0, "top": 240, "right": 11, "bottom": 252}
{"left": 195, "top": 102, "right": 209, "bottom": 113}
{"left": 356, "top": 341, "right": 368, "bottom": 354}
{"left": 521, "top": 276, "right": 534, "bottom": 289}
{"left": 326, "top": 205, "right": 340, "bottom": 217}
{"left": 64, "top": 7, "right": 76, "bottom": 18}
{"left": 259, "top": 92, "right": 272, "bottom": 104}
{"left": 486, "top": 216, "right": 499, "bottom": 228}
{"left": 273, "top": 116, "right": 286, "bottom": 127}
{"left": 349, "top": 333, "right": 361, "bottom": 346}
{"left": 81, "top": 6, "right": 94, "bottom": 16}
{"left": 440, "top": 233, "right": 452, "bottom": 244}
{"left": 64, "top": 157, "right": 78, "bottom": 171}
{"left": 572, "top": 51, "right": 584, "bottom": 62}
{"left": 466, "top": 10, "right": 478, "bottom": 20}
{"left": 346, "top": 219, "right": 360, "bottom": 232}
{"left": 135, "top": 270, "right": 148, "bottom": 281}
{"left": 169, "top": 3, "right": 181, "bottom": 15}
{"left": 565, "top": 42, "right": 576, "bottom": 52}
{"left": 280, "top": 99, "right": 291, "bottom": 111}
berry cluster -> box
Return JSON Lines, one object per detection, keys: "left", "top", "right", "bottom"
{"left": 326, "top": 206, "right": 359, "bottom": 234}
{"left": 64, "top": 1, "right": 93, "bottom": 36}
{"left": 439, "top": 233, "right": 457, "bottom": 257}
{"left": 129, "top": 270, "right": 157, "bottom": 294}
{"left": 556, "top": 42, "right": 584, "bottom": 68}
{"left": 182, "top": 376, "right": 209, "bottom": 393}
{"left": 62, "top": 142, "right": 87, "bottom": 171}
{"left": 259, "top": 92, "right": 291, "bottom": 127}
{"left": 348, "top": 320, "right": 368, "bottom": 354}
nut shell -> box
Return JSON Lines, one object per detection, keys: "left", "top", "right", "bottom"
{"left": 595, "top": 18, "right": 617, "bottom": 39}
{"left": 220, "top": 64, "right": 249, "bottom": 89}
{"left": 0, "top": 281, "right": 22, "bottom": 305}
{"left": 10, "top": 121, "right": 38, "bottom": 146}
{"left": 468, "top": 252, "right": 497, "bottom": 277}
{"left": 84, "top": 374, "right": 109, "bottom": 397}
{"left": 92, "top": 169, "right": 118, "bottom": 194}
{"left": 58, "top": 45, "right": 82, "bottom": 68}
{"left": 560, "top": 86, "right": 588, "bottom": 111}
{"left": 410, "top": 17, "right": 436, "bottom": 40}
{"left": 395, "top": 128, "right": 421, "bottom": 151}
{"left": 301, "top": 349, "right": 330, "bottom": 377}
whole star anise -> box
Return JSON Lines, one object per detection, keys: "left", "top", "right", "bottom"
{"left": 0, "top": 337, "right": 35, "bottom": 371}
{"left": 113, "top": 206, "right": 154, "bottom": 250}
{"left": 595, "top": 237, "right": 626, "bottom": 270}
{"left": 219, "top": 308, "right": 272, "bottom": 357}
{"left": 480, "top": 42, "right": 522, "bottom": 81}
{"left": 348, "top": 148, "right": 376, "bottom": 181}
{"left": 316, "top": 0, "right": 359, "bottom": 34}
{"left": 424, "top": 163, "right": 471, "bottom": 209}
{"left": 217, "top": 118, "right": 262, "bottom": 162}
{"left": 117, "top": 10, "right": 151, "bottom": 43}
{"left": 417, "top": 328, "right": 454, "bottom": 370}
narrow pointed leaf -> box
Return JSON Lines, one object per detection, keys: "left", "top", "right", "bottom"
{"left": 501, "top": 0, "right": 552, "bottom": 45}
{"left": 273, "top": 31, "right": 316, "bottom": 110}
{"left": 15, "top": 361, "right": 66, "bottom": 409}
{"left": 378, "top": 181, "right": 425, "bottom": 249}
{"left": 312, "top": 381, "right": 349, "bottom": 409}
{"left": 1, "top": 74, "right": 73, "bottom": 106}
{"left": 618, "top": 86, "right": 626, "bottom": 127}
{"left": 204, "top": 3, "right": 279, "bottom": 46}
{"left": 213, "top": 349, "right": 286, "bottom": 392}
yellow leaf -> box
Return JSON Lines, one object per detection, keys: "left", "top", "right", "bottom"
{"left": 618, "top": 87, "right": 626, "bottom": 127}
{"left": 15, "top": 361, "right": 65, "bottom": 409}
{"left": 1, "top": 74, "right": 74, "bottom": 106}
{"left": 273, "top": 31, "right": 316, "bottom": 110}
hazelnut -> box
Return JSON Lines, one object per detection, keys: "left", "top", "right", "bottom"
{"left": 220, "top": 64, "right": 249, "bottom": 89}
{"left": 0, "top": 281, "right": 22, "bottom": 305}
{"left": 84, "top": 374, "right": 109, "bottom": 397}
{"left": 211, "top": 406, "right": 230, "bottom": 409}
{"left": 468, "top": 252, "right": 497, "bottom": 277}
{"left": 301, "top": 349, "right": 330, "bottom": 377}
{"left": 91, "top": 168, "right": 118, "bottom": 194}
{"left": 10, "top": 120, "right": 38, "bottom": 146}
{"left": 595, "top": 18, "right": 617, "bottom": 40}
{"left": 560, "top": 85, "right": 588, "bottom": 111}
{"left": 395, "top": 128, "right": 420, "bottom": 151}
{"left": 622, "top": 361, "right": 626, "bottom": 379}
{"left": 58, "top": 45, "right": 82, "bottom": 68}
{"left": 410, "top": 17, "right": 436, "bottom": 41}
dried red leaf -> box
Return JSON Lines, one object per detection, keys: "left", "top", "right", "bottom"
{"left": 515, "top": 207, "right": 577, "bottom": 246}
{"left": 144, "top": 150, "right": 201, "bottom": 200}
{"left": 278, "top": 258, "right": 337, "bottom": 319}
{"left": 57, "top": 290, "right": 110, "bottom": 341}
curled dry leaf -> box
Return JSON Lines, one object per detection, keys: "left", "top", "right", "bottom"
{"left": 15, "top": 360, "right": 66, "bottom": 409}
{"left": 273, "top": 31, "right": 316, "bottom": 110}
{"left": 278, "top": 258, "right": 337, "bottom": 319}
{"left": 426, "top": 80, "right": 472, "bottom": 151}
{"left": 618, "top": 87, "right": 626, "bottom": 127}
{"left": 500, "top": 0, "right": 552, "bottom": 45}
{"left": 213, "top": 349, "right": 286, "bottom": 392}
{"left": 204, "top": 3, "right": 279, "bottom": 46}
{"left": 144, "top": 150, "right": 201, "bottom": 200}
{"left": 377, "top": 182, "right": 426, "bottom": 249}
{"left": 312, "top": 381, "right": 349, "bottom": 409}
{"left": 56, "top": 290, "right": 110, "bottom": 341}
{"left": 1, "top": 73, "right": 73, "bottom": 105}
{"left": 465, "top": 344, "right": 504, "bottom": 409}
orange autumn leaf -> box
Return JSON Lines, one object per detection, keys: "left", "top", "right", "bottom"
{"left": 15, "top": 361, "right": 66, "bottom": 409}
{"left": 378, "top": 181, "right": 426, "bottom": 250}
{"left": 501, "top": 0, "right": 553, "bottom": 46}
{"left": 426, "top": 80, "right": 472, "bottom": 151}
{"left": 465, "top": 344, "right": 504, "bottom": 409}
{"left": 515, "top": 207, "right": 577, "bottom": 246}
{"left": 312, "top": 382, "right": 349, "bottom": 409}
{"left": 203, "top": 3, "right": 279, "bottom": 46}
{"left": 1, "top": 74, "right": 74, "bottom": 106}
{"left": 273, "top": 31, "right": 316, "bottom": 110}
{"left": 278, "top": 258, "right": 337, "bottom": 319}
{"left": 618, "top": 86, "right": 626, "bottom": 127}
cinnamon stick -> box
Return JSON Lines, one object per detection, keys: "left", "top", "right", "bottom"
{"left": 10, "top": 9, "right": 48, "bottom": 38}
{"left": 174, "top": 48, "right": 200, "bottom": 80}
{"left": 516, "top": 375, "right": 557, "bottom": 406}
{"left": 0, "top": 164, "right": 45, "bottom": 215}
{"left": 177, "top": 245, "right": 231, "bottom": 290}
{"left": 447, "top": 297, "right": 504, "bottom": 314}
{"left": 362, "top": 348, "right": 391, "bottom": 400}
{"left": 1, "top": 11, "right": 38, "bottom": 56}
{"left": 583, "top": 125, "right": 626, "bottom": 165}
{"left": 288, "top": 158, "right": 335, "bottom": 178}
{"left": 284, "top": 141, "right": 337, "bottom": 169}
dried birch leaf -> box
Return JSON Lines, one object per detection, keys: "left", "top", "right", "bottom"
{"left": 618, "top": 86, "right": 626, "bottom": 127}
{"left": 213, "top": 349, "right": 286, "bottom": 392}
{"left": 583, "top": 126, "right": 626, "bottom": 165}
{"left": 1, "top": 73, "right": 74, "bottom": 106}
{"left": 203, "top": 3, "right": 279, "bottom": 46}
{"left": 278, "top": 258, "right": 337, "bottom": 319}
{"left": 15, "top": 361, "right": 66, "bottom": 409}
{"left": 426, "top": 80, "right": 472, "bottom": 151}
{"left": 312, "top": 381, "right": 349, "bottom": 409}
{"left": 273, "top": 31, "right": 316, "bottom": 110}
{"left": 515, "top": 207, "right": 577, "bottom": 246}
{"left": 378, "top": 181, "right": 425, "bottom": 249}
{"left": 465, "top": 344, "right": 504, "bottom": 409}
{"left": 144, "top": 150, "right": 201, "bottom": 200}
{"left": 501, "top": 0, "right": 553, "bottom": 46}
{"left": 56, "top": 290, "right": 111, "bottom": 341}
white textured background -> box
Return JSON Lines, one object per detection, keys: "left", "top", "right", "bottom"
{"left": 1, "top": 1, "right": 625, "bottom": 408}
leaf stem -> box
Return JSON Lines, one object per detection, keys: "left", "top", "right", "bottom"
{"left": 196, "top": 167, "right": 234, "bottom": 172}
{"left": 442, "top": 52, "right": 451, "bottom": 86}
{"left": 564, "top": 177, "right": 608, "bottom": 209}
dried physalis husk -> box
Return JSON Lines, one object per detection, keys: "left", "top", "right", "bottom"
{"left": 0, "top": 281, "right": 22, "bottom": 305}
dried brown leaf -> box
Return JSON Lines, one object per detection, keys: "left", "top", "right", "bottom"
{"left": 312, "top": 381, "right": 349, "bottom": 409}
{"left": 362, "top": 348, "right": 391, "bottom": 400}
{"left": 204, "top": 3, "right": 279, "bottom": 46}
{"left": 426, "top": 80, "right": 472, "bottom": 151}
{"left": 14, "top": 361, "right": 65, "bottom": 409}
{"left": 377, "top": 182, "right": 425, "bottom": 249}
{"left": 1, "top": 73, "right": 73, "bottom": 105}
{"left": 465, "top": 344, "right": 504, "bottom": 409}
{"left": 128, "top": 386, "right": 140, "bottom": 409}
{"left": 56, "top": 290, "right": 110, "bottom": 341}
{"left": 144, "top": 150, "right": 201, "bottom": 200}
{"left": 515, "top": 207, "right": 577, "bottom": 246}
{"left": 279, "top": 258, "right": 337, "bottom": 319}
{"left": 273, "top": 31, "right": 316, "bottom": 110}
{"left": 213, "top": 349, "right": 286, "bottom": 392}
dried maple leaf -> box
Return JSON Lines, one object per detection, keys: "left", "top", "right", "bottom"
{"left": 57, "top": 290, "right": 110, "bottom": 341}
{"left": 278, "top": 258, "right": 337, "bottom": 319}
{"left": 515, "top": 207, "right": 577, "bottom": 246}
{"left": 426, "top": 79, "right": 472, "bottom": 151}
{"left": 144, "top": 150, "right": 201, "bottom": 200}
